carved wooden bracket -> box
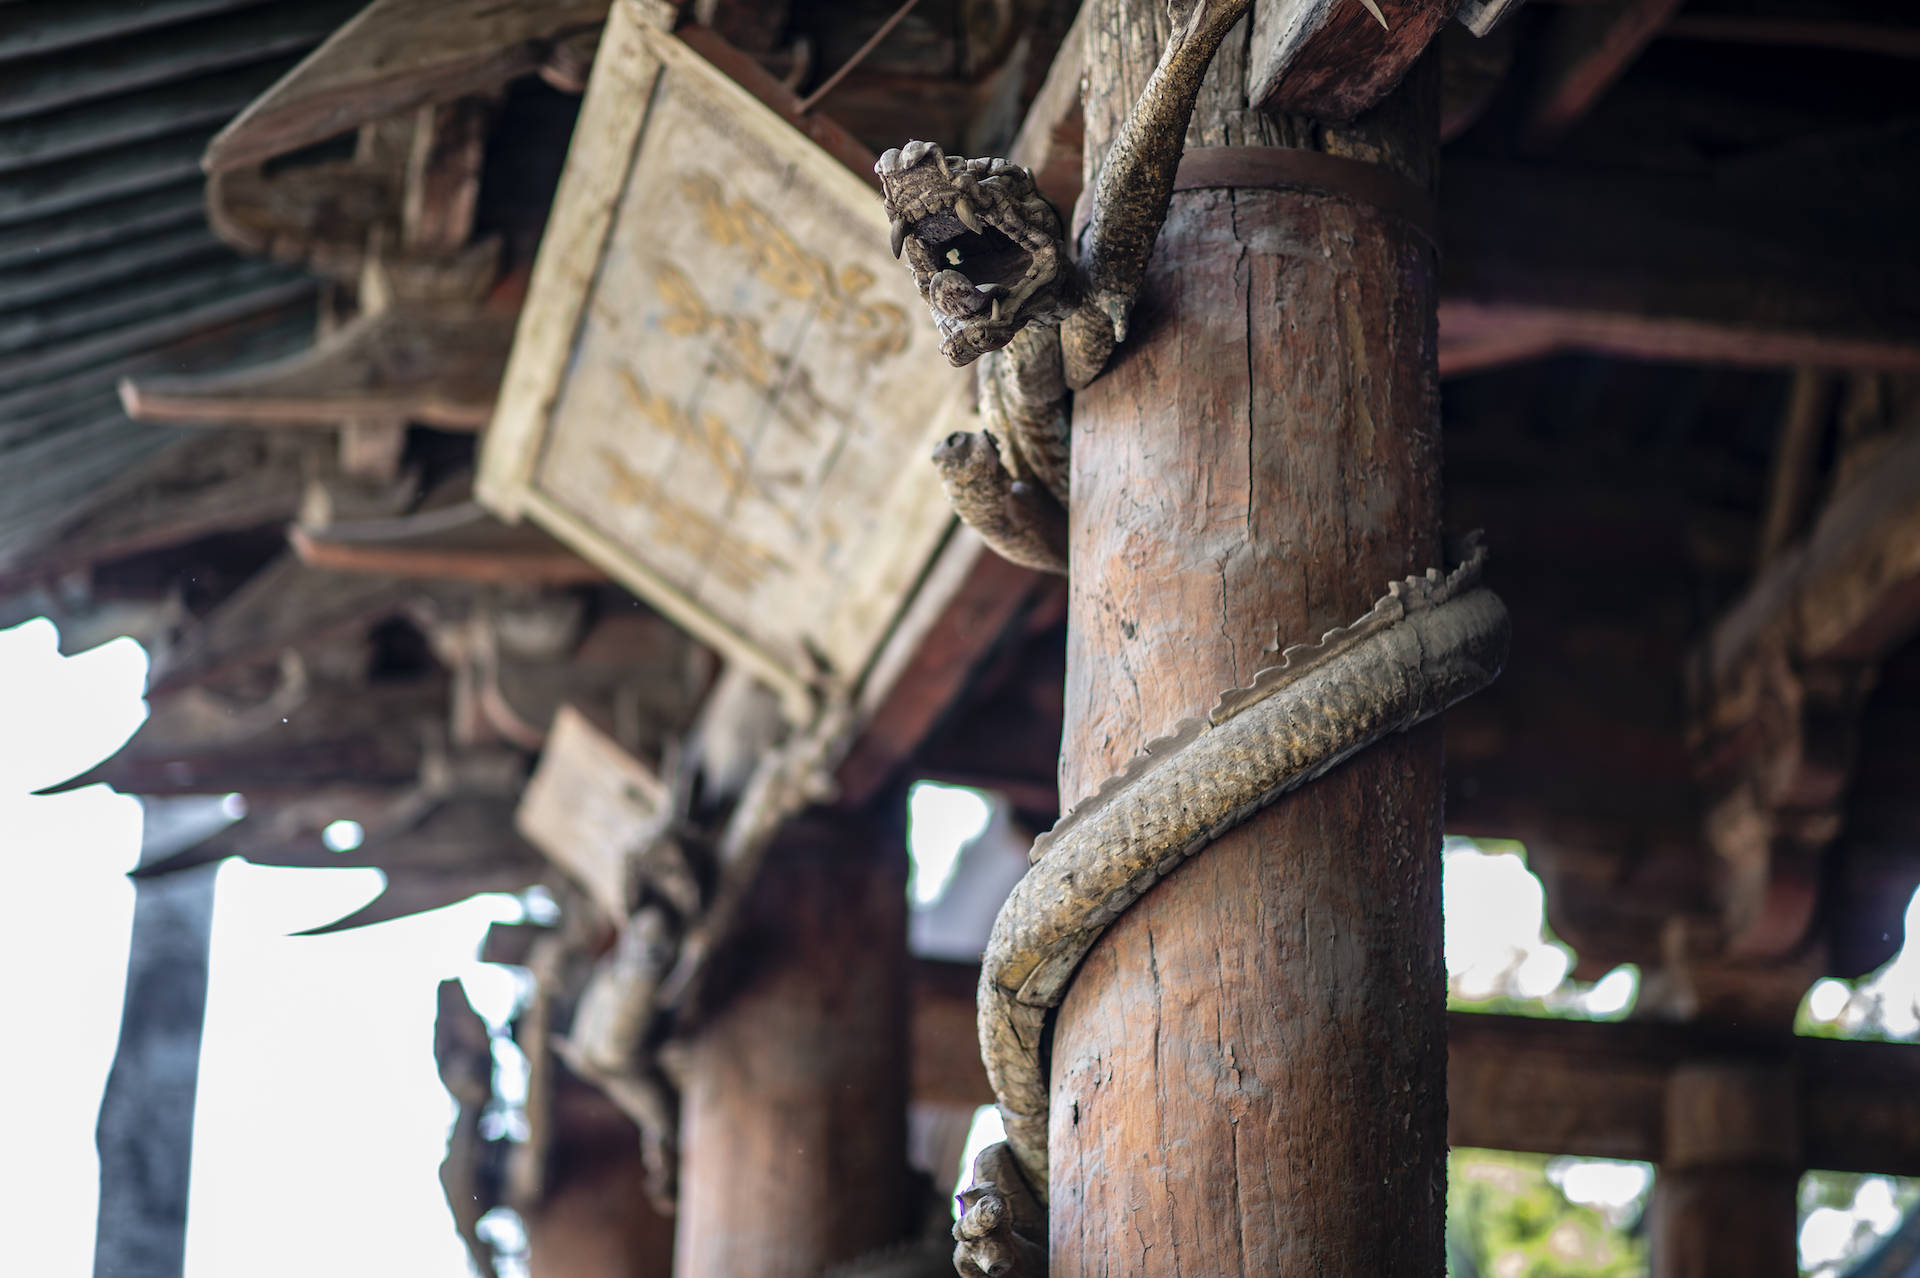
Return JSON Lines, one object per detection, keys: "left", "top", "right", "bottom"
{"left": 120, "top": 305, "right": 517, "bottom": 431}
{"left": 1690, "top": 421, "right": 1920, "bottom": 960}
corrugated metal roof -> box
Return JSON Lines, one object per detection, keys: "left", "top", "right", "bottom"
{"left": 0, "top": 0, "right": 363, "bottom": 571}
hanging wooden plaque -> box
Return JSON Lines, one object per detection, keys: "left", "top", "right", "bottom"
{"left": 479, "top": 1, "right": 963, "bottom": 721}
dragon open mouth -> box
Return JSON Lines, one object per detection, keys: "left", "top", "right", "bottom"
{"left": 875, "top": 141, "right": 1070, "bottom": 367}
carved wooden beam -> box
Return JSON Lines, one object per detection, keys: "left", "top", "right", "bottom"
{"left": 206, "top": 162, "right": 398, "bottom": 281}
{"left": 202, "top": 0, "right": 610, "bottom": 173}
{"left": 1249, "top": 0, "right": 1463, "bottom": 119}
{"left": 401, "top": 95, "right": 495, "bottom": 255}
{"left": 290, "top": 503, "right": 606, "bottom": 585}
{"left": 119, "top": 306, "right": 516, "bottom": 431}
{"left": 128, "top": 753, "right": 547, "bottom": 931}
{"left": 52, "top": 682, "right": 443, "bottom": 798}
{"left": 145, "top": 554, "right": 421, "bottom": 695}
{"left": 207, "top": 92, "right": 495, "bottom": 284}
{"left": 1692, "top": 423, "right": 1920, "bottom": 959}
{"left": 425, "top": 607, "right": 709, "bottom": 757}
{"left": 833, "top": 528, "right": 1051, "bottom": 808}
{"left": 1451, "top": 1013, "right": 1920, "bottom": 1176}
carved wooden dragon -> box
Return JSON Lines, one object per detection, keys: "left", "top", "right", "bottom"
{"left": 877, "top": 5, "right": 1509, "bottom": 1276}
{"left": 878, "top": 0, "right": 1256, "bottom": 576}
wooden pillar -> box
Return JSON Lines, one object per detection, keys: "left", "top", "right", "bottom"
{"left": 527, "top": 1160, "right": 676, "bottom": 1278}
{"left": 1651, "top": 1062, "right": 1801, "bottom": 1278}
{"left": 525, "top": 1077, "right": 677, "bottom": 1278}
{"left": 95, "top": 863, "right": 218, "bottom": 1278}
{"left": 1050, "top": 8, "right": 1446, "bottom": 1273}
{"left": 673, "top": 816, "right": 910, "bottom": 1278}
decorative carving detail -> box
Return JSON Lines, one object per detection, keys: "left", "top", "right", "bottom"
{"left": 529, "top": 697, "right": 854, "bottom": 1209}
{"left": 874, "top": 141, "right": 1076, "bottom": 369}
{"left": 929, "top": 431, "right": 1067, "bottom": 576}
{"left": 975, "top": 543, "right": 1508, "bottom": 1208}
{"left": 952, "top": 1142, "right": 1049, "bottom": 1278}
{"left": 878, "top": 0, "right": 1255, "bottom": 571}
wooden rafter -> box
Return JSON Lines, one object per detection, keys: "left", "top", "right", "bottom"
{"left": 201, "top": 0, "right": 610, "bottom": 173}
{"left": 834, "top": 529, "right": 1051, "bottom": 808}
{"left": 48, "top": 676, "right": 447, "bottom": 797}
{"left": 0, "top": 432, "right": 308, "bottom": 595}
{"left": 206, "top": 161, "right": 399, "bottom": 281}
{"left": 1527, "top": 0, "right": 1685, "bottom": 142}
{"left": 1438, "top": 160, "right": 1920, "bottom": 375}
{"left": 1664, "top": 0, "right": 1920, "bottom": 60}
{"left": 146, "top": 554, "right": 420, "bottom": 695}
{"left": 290, "top": 503, "right": 605, "bottom": 585}
{"left": 119, "top": 306, "right": 516, "bottom": 431}
{"left": 1249, "top": 0, "right": 1463, "bottom": 118}
{"left": 992, "top": 30, "right": 1920, "bottom": 378}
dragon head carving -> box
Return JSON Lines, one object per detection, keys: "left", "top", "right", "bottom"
{"left": 875, "top": 140, "right": 1074, "bottom": 368}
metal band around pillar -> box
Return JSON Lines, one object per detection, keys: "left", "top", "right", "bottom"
{"left": 1171, "top": 145, "right": 1439, "bottom": 244}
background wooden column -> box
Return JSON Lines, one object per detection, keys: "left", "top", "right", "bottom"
{"left": 673, "top": 815, "right": 911, "bottom": 1278}
{"left": 1050, "top": 7, "right": 1447, "bottom": 1272}
{"left": 525, "top": 1077, "right": 677, "bottom": 1278}
{"left": 1651, "top": 1062, "right": 1801, "bottom": 1278}
{"left": 527, "top": 1160, "right": 676, "bottom": 1278}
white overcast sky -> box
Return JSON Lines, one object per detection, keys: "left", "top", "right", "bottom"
{"left": 0, "top": 617, "right": 513, "bottom": 1278}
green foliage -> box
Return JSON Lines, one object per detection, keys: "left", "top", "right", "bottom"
{"left": 1794, "top": 984, "right": 1919, "bottom": 1043}
{"left": 1803, "top": 1171, "right": 1879, "bottom": 1214}
{"left": 1797, "top": 1171, "right": 1920, "bottom": 1277}
{"left": 1449, "top": 1150, "right": 1646, "bottom": 1278}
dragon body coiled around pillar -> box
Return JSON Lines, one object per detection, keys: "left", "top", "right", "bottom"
{"left": 875, "top": 6, "right": 1506, "bottom": 1276}
{"left": 952, "top": 547, "right": 1509, "bottom": 1277}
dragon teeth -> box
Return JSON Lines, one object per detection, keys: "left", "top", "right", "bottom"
{"left": 954, "top": 197, "right": 984, "bottom": 235}
{"left": 890, "top": 216, "right": 907, "bottom": 259}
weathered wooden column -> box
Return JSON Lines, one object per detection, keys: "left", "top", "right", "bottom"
{"left": 1050, "top": 7, "right": 1447, "bottom": 1271}
{"left": 1651, "top": 1062, "right": 1801, "bottom": 1278}
{"left": 673, "top": 815, "right": 910, "bottom": 1277}
{"left": 523, "top": 1078, "right": 678, "bottom": 1278}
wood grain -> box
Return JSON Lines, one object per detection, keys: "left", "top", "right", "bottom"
{"left": 1250, "top": 0, "right": 1458, "bottom": 120}
{"left": 1050, "top": 10, "right": 1446, "bottom": 1269}
{"left": 674, "top": 818, "right": 910, "bottom": 1278}
{"left": 201, "top": 0, "right": 608, "bottom": 172}
{"left": 120, "top": 307, "right": 515, "bottom": 430}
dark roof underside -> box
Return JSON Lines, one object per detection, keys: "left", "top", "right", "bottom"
{"left": 0, "top": 0, "right": 361, "bottom": 568}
